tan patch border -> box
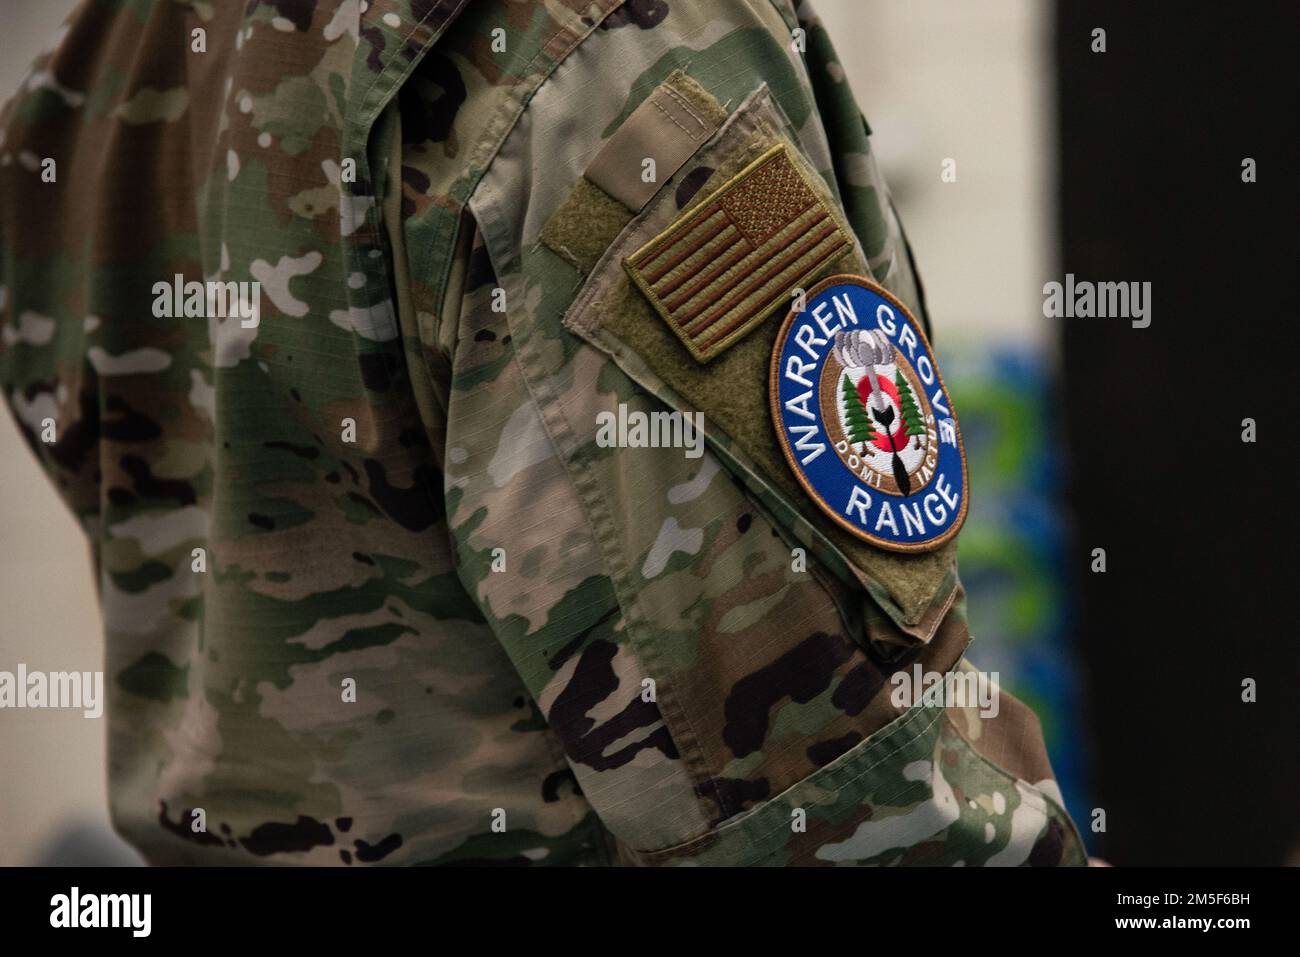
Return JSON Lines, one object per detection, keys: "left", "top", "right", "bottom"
{"left": 623, "top": 143, "right": 850, "bottom": 364}
{"left": 767, "top": 273, "right": 971, "bottom": 553}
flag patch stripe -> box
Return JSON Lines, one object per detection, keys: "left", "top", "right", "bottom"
{"left": 657, "top": 230, "right": 745, "bottom": 301}
{"left": 697, "top": 229, "right": 850, "bottom": 349}
{"left": 667, "top": 205, "right": 828, "bottom": 317}
{"left": 678, "top": 209, "right": 831, "bottom": 330}
{"left": 642, "top": 211, "right": 732, "bottom": 284}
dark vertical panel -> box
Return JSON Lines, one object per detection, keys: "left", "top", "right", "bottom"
{"left": 1055, "top": 2, "right": 1299, "bottom": 864}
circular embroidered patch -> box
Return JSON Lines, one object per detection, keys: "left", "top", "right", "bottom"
{"left": 769, "top": 274, "right": 968, "bottom": 552}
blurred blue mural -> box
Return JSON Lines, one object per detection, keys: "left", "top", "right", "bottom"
{"left": 948, "top": 344, "right": 1094, "bottom": 851}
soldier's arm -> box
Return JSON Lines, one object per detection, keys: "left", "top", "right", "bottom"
{"left": 413, "top": 0, "right": 1084, "bottom": 865}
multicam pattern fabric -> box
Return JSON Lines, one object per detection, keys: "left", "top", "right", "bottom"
{"left": 0, "top": 0, "right": 1085, "bottom": 866}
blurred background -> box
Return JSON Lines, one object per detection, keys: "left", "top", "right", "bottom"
{"left": 0, "top": 0, "right": 1293, "bottom": 866}
{"left": 0, "top": 0, "right": 143, "bottom": 866}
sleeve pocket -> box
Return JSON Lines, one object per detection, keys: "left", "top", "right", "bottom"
{"left": 624, "top": 683, "right": 1086, "bottom": 867}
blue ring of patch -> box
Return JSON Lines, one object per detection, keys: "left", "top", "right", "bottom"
{"left": 772, "top": 277, "right": 967, "bottom": 551}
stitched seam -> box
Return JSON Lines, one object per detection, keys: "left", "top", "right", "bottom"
{"left": 493, "top": 240, "right": 722, "bottom": 845}
{"left": 354, "top": 1, "right": 455, "bottom": 122}
{"left": 658, "top": 85, "right": 709, "bottom": 137}
{"left": 544, "top": 104, "right": 781, "bottom": 829}
{"left": 444, "top": 2, "right": 624, "bottom": 311}
{"left": 650, "top": 95, "right": 698, "bottom": 138}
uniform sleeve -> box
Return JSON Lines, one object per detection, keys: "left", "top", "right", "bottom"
{"left": 431, "top": 0, "right": 1085, "bottom": 866}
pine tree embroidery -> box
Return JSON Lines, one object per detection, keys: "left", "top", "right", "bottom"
{"left": 842, "top": 373, "right": 876, "bottom": 445}
{"left": 894, "top": 368, "right": 925, "bottom": 448}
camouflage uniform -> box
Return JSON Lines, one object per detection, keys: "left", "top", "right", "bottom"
{"left": 0, "top": 0, "right": 1084, "bottom": 865}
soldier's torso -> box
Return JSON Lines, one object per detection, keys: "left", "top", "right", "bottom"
{"left": 0, "top": 0, "right": 1084, "bottom": 866}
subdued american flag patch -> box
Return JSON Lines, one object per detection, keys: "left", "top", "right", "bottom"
{"left": 623, "top": 143, "right": 852, "bottom": 363}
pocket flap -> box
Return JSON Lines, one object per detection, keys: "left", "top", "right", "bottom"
{"left": 553, "top": 80, "right": 961, "bottom": 641}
